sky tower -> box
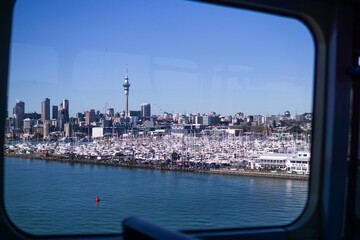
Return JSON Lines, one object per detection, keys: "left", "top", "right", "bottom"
{"left": 123, "top": 64, "right": 130, "bottom": 117}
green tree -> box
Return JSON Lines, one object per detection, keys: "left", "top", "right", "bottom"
{"left": 171, "top": 151, "right": 179, "bottom": 160}
{"left": 289, "top": 125, "right": 303, "bottom": 133}
{"left": 115, "top": 152, "right": 123, "bottom": 157}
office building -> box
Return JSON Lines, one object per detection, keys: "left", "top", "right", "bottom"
{"left": 59, "top": 99, "right": 69, "bottom": 122}
{"left": 52, "top": 105, "right": 58, "bottom": 119}
{"left": 195, "top": 115, "right": 203, "bottom": 124}
{"left": 41, "top": 98, "right": 50, "bottom": 124}
{"left": 141, "top": 103, "right": 151, "bottom": 119}
{"left": 85, "top": 109, "right": 95, "bottom": 125}
{"left": 76, "top": 112, "right": 84, "bottom": 122}
{"left": 58, "top": 110, "right": 66, "bottom": 131}
{"left": 13, "top": 100, "right": 25, "bottom": 130}
{"left": 58, "top": 99, "right": 69, "bottom": 130}
{"left": 203, "top": 114, "right": 220, "bottom": 126}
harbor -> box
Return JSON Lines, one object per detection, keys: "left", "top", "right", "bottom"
{"left": 4, "top": 134, "right": 310, "bottom": 180}
{"left": 5, "top": 64, "right": 311, "bottom": 182}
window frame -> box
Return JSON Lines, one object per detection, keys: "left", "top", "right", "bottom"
{"left": 0, "top": 0, "right": 355, "bottom": 239}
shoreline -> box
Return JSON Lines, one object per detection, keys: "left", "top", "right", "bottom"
{"left": 4, "top": 153, "right": 309, "bottom": 181}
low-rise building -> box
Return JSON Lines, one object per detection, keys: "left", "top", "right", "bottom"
{"left": 287, "top": 151, "right": 310, "bottom": 174}
{"left": 250, "top": 151, "right": 310, "bottom": 174}
{"left": 252, "top": 153, "right": 290, "bottom": 170}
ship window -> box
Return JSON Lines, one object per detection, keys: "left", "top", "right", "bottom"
{"left": 357, "top": 166, "right": 360, "bottom": 218}
{"left": 4, "top": 0, "right": 314, "bottom": 236}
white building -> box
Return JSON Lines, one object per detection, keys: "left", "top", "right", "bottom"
{"left": 92, "top": 127, "right": 113, "bottom": 138}
{"left": 250, "top": 151, "right": 310, "bottom": 174}
{"left": 287, "top": 151, "right": 310, "bottom": 174}
{"left": 252, "top": 153, "right": 290, "bottom": 170}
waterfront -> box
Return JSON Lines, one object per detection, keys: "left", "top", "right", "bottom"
{"left": 4, "top": 156, "right": 308, "bottom": 235}
{"left": 4, "top": 133, "right": 311, "bottom": 177}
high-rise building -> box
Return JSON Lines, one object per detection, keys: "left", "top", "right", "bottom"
{"left": 85, "top": 109, "right": 95, "bottom": 125}
{"left": 41, "top": 98, "right": 50, "bottom": 124}
{"left": 52, "top": 105, "right": 58, "bottom": 119}
{"left": 141, "top": 103, "right": 151, "bottom": 119}
{"left": 58, "top": 99, "right": 69, "bottom": 130}
{"left": 58, "top": 110, "right": 66, "bottom": 131}
{"left": 61, "top": 99, "right": 69, "bottom": 121}
{"left": 123, "top": 64, "right": 130, "bottom": 117}
{"left": 13, "top": 100, "right": 25, "bottom": 130}
{"left": 76, "top": 112, "right": 84, "bottom": 122}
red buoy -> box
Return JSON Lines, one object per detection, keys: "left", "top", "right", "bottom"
{"left": 95, "top": 196, "right": 100, "bottom": 202}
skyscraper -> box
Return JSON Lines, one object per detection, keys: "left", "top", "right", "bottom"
{"left": 61, "top": 99, "right": 69, "bottom": 121}
{"left": 13, "top": 100, "right": 25, "bottom": 130}
{"left": 141, "top": 103, "right": 151, "bottom": 119}
{"left": 52, "top": 105, "right": 58, "bottom": 119}
{"left": 85, "top": 109, "right": 95, "bottom": 125}
{"left": 123, "top": 64, "right": 130, "bottom": 117}
{"left": 41, "top": 98, "right": 50, "bottom": 124}
{"left": 58, "top": 99, "right": 69, "bottom": 130}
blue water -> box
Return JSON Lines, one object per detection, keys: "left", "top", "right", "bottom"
{"left": 4, "top": 157, "right": 308, "bottom": 236}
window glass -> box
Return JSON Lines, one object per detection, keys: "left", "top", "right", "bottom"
{"left": 4, "top": 0, "right": 314, "bottom": 235}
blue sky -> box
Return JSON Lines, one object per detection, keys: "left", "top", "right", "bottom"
{"left": 8, "top": 0, "right": 315, "bottom": 117}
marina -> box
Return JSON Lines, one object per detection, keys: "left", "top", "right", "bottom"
{"left": 4, "top": 133, "right": 310, "bottom": 179}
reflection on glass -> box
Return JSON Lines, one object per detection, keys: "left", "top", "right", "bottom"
{"left": 4, "top": 0, "right": 314, "bottom": 235}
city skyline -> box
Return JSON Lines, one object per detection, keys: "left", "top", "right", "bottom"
{"left": 8, "top": 97, "right": 311, "bottom": 119}
{"left": 8, "top": 0, "right": 314, "bottom": 116}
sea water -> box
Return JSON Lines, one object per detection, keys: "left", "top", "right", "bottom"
{"left": 4, "top": 156, "right": 308, "bottom": 235}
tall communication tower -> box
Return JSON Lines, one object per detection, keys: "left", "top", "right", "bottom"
{"left": 123, "top": 64, "right": 130, "bottom": 117}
